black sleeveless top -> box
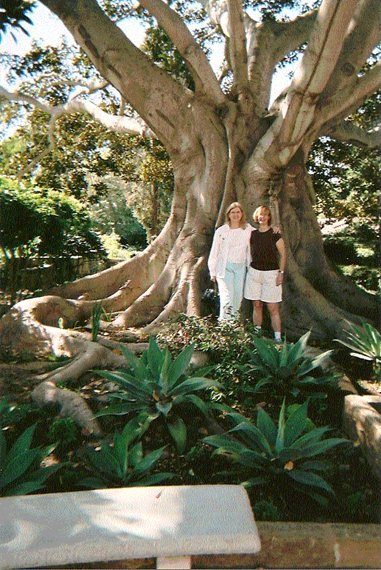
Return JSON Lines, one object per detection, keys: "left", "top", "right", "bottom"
{"left": 249, "top": 228, "right": 281, "bottom": 271}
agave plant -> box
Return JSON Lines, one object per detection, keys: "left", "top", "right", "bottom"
{"left": 204, "top": 400, "right": 349, "bottom": 505}
{"left": 335, "top": 322, "right": 381, "bottom": 379}
{"left": 244, "top": 332, "right": 337, "bottom": 402}
{"left": 79, "top": 417, "right": 173, "bottom": 489}
{"left": 95, "top": 337, "right": 221, "bottom": 453}
{"left": 0, "top": 422, "right": 60, "bottom": 496}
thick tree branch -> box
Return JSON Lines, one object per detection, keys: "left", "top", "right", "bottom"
{"left": 323, "top": 0, "right": 381, "bottom": 98}
{"left": 319, "top": 62, "right": 381, "bottom": 129}
{"left": 276, "top": 0, "right": 358, "bottom": 148}
{"left": 138, "top": 0, "right": 225, "bottom": 105}
{"left": 324, "top": 121, "right": 381, "bottom": 148}
{"left": 199, "top": 0, "right": 229, "bottom": 35}
{"left": 226, "top": 0, "right": 248, "bottom": 88}
{"left": 272, "top": 10, "right": 318, "bottom": 61}
{"left": 0, "top": 86, "right": 51, "bottom": 114}
{"left": 69, "top": 100, "right": 155, "bottom": 136}
{"left": 0, "top": 85, "right": 155, "bottom": 137}
{"left": 245, "top": 10, "right": 317, "bottom": 110}
{"left": 40, "top": 0, "right": 193, "bottom": 151}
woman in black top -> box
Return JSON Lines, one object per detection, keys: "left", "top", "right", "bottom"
{"left": 244, "top": 206, "right": 286, "bottom": 342}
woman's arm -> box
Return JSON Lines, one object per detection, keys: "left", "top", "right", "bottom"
{"left": 276, "top": 238, "right": 286, "bottom": 286}
{"left": 208, "top": 228, "right": 222, "bottom": 281}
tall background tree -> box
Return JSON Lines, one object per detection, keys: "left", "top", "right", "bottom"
{"left": 0, "top": 0, "right": 379, "bottom": 387}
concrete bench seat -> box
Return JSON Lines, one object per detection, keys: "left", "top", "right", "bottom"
{"left": 0, "top": 484, "right": 260, "bottom": 569}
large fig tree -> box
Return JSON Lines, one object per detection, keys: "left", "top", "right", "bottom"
{"left": 0, "top": 0, "right": 379, "bottom": 425}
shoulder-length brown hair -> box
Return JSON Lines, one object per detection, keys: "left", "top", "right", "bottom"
{"left": 225, "top": 202, "right": 247, "bottom": 228}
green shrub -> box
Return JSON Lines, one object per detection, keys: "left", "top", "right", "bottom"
{"left": 156, "top": 315, "right": 259, "bottom": 403}
{"left": 253, "top": 499, "right": 283, "bottom": 521}
{"left": 47, "top": 417, "right": 81, "bottom": 452}
{"left": 204, "top": 400, "right": 349, "bottom": 506}
{"left": 339, "top": 265, "right": 380, "bottom": 293}
{"left": 95, "top": 337, "right": 221, "bottom": 453}
{"left": 79, "top": 417, "right": 173, "bottom": 489}
{"left": 0, "top": 423, "right": 61, "bottom": 496}
{"left": 243, "top": 332, "right": 338, "bottom": 404}
{"left": 0, "top": 401, "right": 41, "bottom": 430}
{"left": 335, "top": 322, "right": 381, "bottom": 379}
{"left": 157, "top": 314, "right": 256, "bottom": 360}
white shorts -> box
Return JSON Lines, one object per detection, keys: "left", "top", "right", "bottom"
{"left": 244, "top": 267, "right": 282, "bottom": 303}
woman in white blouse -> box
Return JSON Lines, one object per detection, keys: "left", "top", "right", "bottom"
{"left": 208, "top": 202, "right": 252, "bottom": 320}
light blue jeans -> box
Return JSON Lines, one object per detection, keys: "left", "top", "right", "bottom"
{"left": 217, "top": 261, "right": 246, "bottom": 320}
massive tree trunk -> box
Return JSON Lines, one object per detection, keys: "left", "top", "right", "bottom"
{"left": 0, "top": 0, "right": 379, "bottom": 428}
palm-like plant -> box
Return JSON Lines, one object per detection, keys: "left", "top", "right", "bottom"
{"left": 79, "top": 417, "right": 173, "bottom": 489}
{"left": 95, "top": 338, "right": 221, "bottom": 453}
{"left": 244, "top": 332, "right": 337, "bottom": 401}
{"left": 335, "top": 322, "right": 381, "bottom": 379}
{"left": 204, "top": 400, "right": 349, "bottom": 505}
{"left": 0, "top": 422, "right": 60, "bottom": 496}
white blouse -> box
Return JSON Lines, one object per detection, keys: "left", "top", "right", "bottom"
{"left": 226, "top": 227, "right": 249, "bottom": 263}
{"left": 208, "top": 224, "right": 253, "bottom": 279}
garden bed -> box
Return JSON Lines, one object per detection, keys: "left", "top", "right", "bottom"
{"left": 0, "top": 318, "right": 379, "bottom": 527}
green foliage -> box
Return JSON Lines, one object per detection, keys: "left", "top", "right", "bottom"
{"left": 309, "top": 93, "right": 380, "bottom": 226}
{"left": 0, "top": 176, "right": 46, "bottom": 254}
{"left": 0, "top": 175, "right": 104, "bottom": 258}
{"left": 253, "top": 499, "right": 283, "bottom": 521}
{"left": 157, "top": 315, "right": 254, "bottom": 357}
{"left": 0, "top": 0, "right": 35, "bottom": 39}
{"left": 156, "top": 315, "right": 258, "bottom": 401}
{"left": 91, "top": 303, "right": 106, "bottom": 342}
{"left": 244, "top": 332, "right": 337, "bottom": 403}
{"left": 88, "top": 180, "right": 147, "bottom": 249}
{"left": 95, "top": 337, "right": 220, "bottom": 453}
{"left": 79, "top": 417, "right": 173, "bottom": 489}
{"left": 309, "top": 93, "right": 380, "bottom": 294}
{"left": 204, "top": 400, "right": 349, "bottom": 506}
{"left": 0, "top": 400, "right": 39, "bottom": 429}
{"left": 338, "top": 265, "right": 379, "bottom": 294}
{"left": 322, "top": 222, "right": 379, "bottom": 293}
{"left": 99, "top": 231, "right": 136, "bottom": 260}
{"left": 335, "top": 322, "right": 381, "bottom": 379}
{"left": 142, "top": 26, "right": 195, "bottom": 90}
{"left": 0, "top": 416, "right": 60, "bottom": 496}
{"left": 0, "top": 40, "right": 173, "bottom": 241}
{"left": 47, "top": 418, "right": 81, "bottom": 452}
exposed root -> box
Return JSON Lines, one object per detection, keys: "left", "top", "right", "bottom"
{"left": 284, "top": 252, "right": 367, "bottom": 341}
{"left": 32, "top": 381, "right": 102, "bottom": 435}
{"left": 186, "top": 256, "right": 208, "bottom": 316}
{"left": 112, "top": 264, "right": 176, "bottom": 328}
{"left": 143, "top": 281, "right": 188, "bottom": 334}
{"left": 0, "top": 295, "right": 146, "bottom": 434}
{"left": 48, "top": 212, "right": 179, "bottom": 301}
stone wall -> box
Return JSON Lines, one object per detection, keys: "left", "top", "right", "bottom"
{"left": 0, "top": 255, "right": 112, "bottom": 294}
{"left": 52, "top": 522, "right": 380, "bottom": 569}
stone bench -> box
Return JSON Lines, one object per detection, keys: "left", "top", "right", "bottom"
{"left": 0, "top": 484, "right": 260, "bottom": 569}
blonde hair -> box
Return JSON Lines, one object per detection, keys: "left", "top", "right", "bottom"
{"left": 253, "top": 205, "right": 271, "bottom": 224}
{"left": 225, "top": 202, "right": 247, "bottom": 228}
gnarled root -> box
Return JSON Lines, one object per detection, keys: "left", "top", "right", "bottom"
{"left": 32, "top": 381, "right": 102, "bottom": 435}
{"left": 0, "top": 295, "right": 137, "bottom": 434}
